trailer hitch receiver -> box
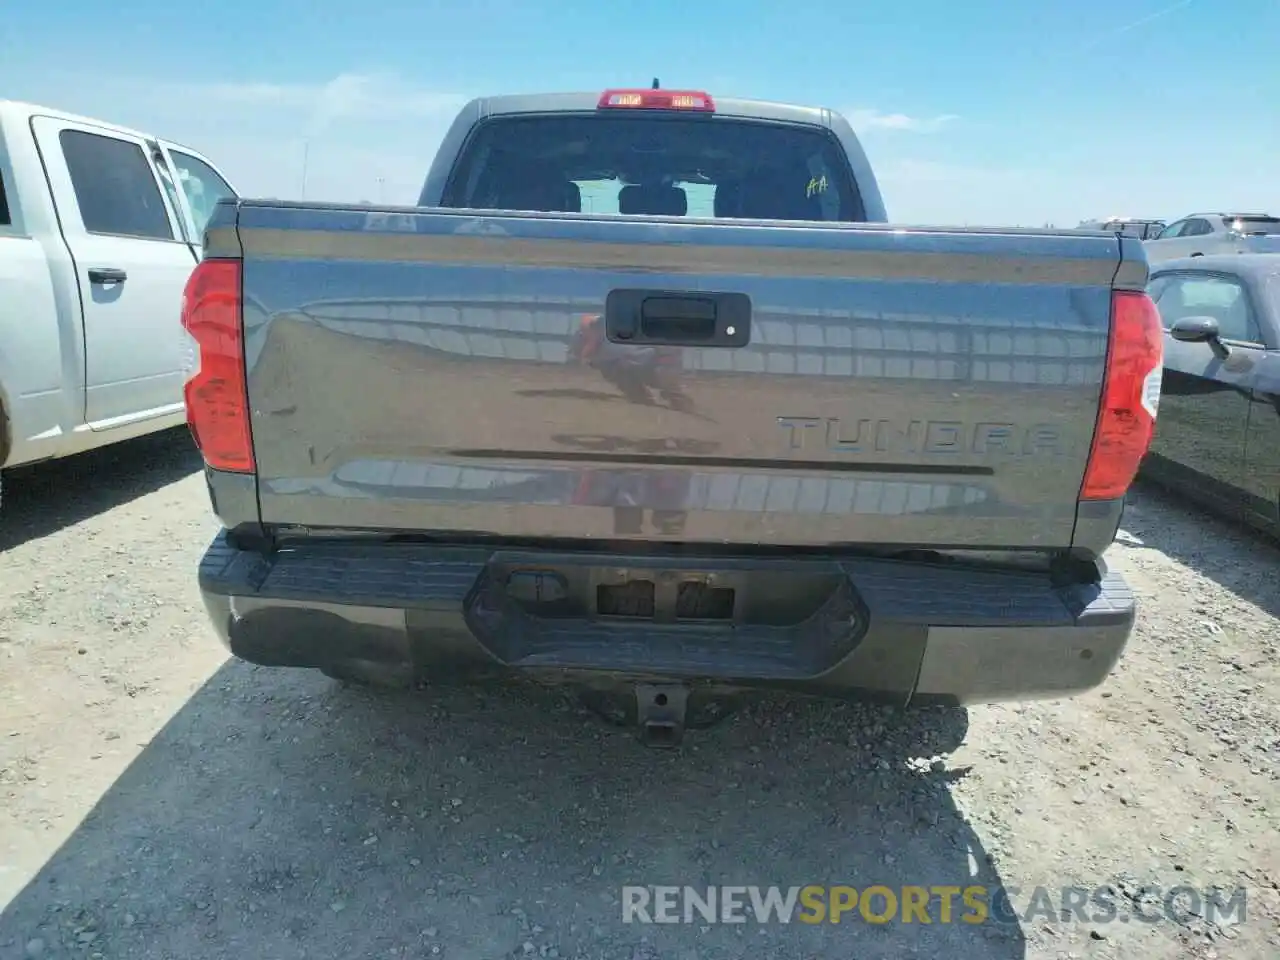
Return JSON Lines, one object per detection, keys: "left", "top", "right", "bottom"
{"left": 635, "top": 683, "right": 689, "bottom": 748}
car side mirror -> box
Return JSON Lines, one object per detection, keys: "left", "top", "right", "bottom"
{"left": 1169, "top": 315, "right": 1220, "bottom": 343}
{"left": 1170, "top": 315, "right": 1230, "bottom": 359}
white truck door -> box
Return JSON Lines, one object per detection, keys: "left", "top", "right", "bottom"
{"left": 30, "top": 116, "right": 196, "bottom": 428}
{"left": 154, "top": 140, "right": 238, "bottom": 252}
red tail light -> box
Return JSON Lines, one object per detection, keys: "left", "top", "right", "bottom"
{"left": 1079, "top": 290, "right": 1164, "bottom": 500}
{"left": 597, "top": 89, "right": 715, "bottom": 112}
{"left": 180, "top": 258, "right": 254, "bottom": 473}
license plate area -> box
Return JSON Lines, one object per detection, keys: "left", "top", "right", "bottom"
{"left": 486, "top": 552, "right": 849, "bottom": 628}
{"left": 467, "top": 551, "right": 871, "bottom": 675}
{"left": 596, "top": 580, "right": 736, "bottom": 621}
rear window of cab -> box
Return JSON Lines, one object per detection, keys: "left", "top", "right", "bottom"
{"left": 441, "top": 113, "right": 866, "bottom": 222}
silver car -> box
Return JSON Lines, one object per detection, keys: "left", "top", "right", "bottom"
{"left": 1145, "top": 212, "right": 1280, "bottom": 264}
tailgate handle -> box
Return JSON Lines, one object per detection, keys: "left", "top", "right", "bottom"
{"left": 605, "top": 289, "right": 751, "bottom": 348}
{"left": 642, "top": 296, "right": 716, "bottom": 340}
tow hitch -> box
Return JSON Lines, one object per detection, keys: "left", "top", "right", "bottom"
{"left": 635, "top": 683, "right": 689, "bottom": 748}
{"left": 577, "top": 683, "right": 745, "bottom": 746}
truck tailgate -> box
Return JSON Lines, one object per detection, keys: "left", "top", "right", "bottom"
{"left": 232, "top": 205, "right": 1126, "bottom": 550}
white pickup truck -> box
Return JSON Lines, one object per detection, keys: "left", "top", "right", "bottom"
{"left": 0, "top": 100, "right": 237, "bottom": 508}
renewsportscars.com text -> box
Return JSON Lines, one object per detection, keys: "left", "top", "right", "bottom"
{"left": 621, "top": 884, "right": 1248, "bottom": 926}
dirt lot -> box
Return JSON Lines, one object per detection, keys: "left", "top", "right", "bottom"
{"left": 0, "top": 428, "right": 1277, "bottom": 959}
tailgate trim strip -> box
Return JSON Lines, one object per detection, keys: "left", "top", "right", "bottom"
{"left": 446, "top": 448, "right": 995, "bottom": 475}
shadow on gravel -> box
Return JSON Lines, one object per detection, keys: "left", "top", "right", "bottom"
{"left": 0, "top": 428, "right": 202, "bottom": 553}
{"left": 1121, "top": 481, "right": 1280, "bottom": 619}
{"left": 0, "top": 664, "right": 1024, "bottom": 960}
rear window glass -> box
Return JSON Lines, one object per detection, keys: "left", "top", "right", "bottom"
{"left": 441, "top": 114, "right": 864, "bottom": 222}
{"left": 1229, "top": 217, "right": 1280, "bottom": 236}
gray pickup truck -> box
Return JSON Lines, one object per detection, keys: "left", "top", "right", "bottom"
{"left": 188, "top": 87, "right": 1163, "bottom": 745}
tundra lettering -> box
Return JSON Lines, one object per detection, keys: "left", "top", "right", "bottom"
{"left": 775, "top": 418, "right": 1066, "bottom": 457}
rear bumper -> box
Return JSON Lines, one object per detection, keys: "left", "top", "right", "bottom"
{"left": 197, "top": 532, "right": 1136, "bottom": 706}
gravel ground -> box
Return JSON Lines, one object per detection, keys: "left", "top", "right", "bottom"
{"left": 0, "top": 428, "right": 1277, "bottom": 959}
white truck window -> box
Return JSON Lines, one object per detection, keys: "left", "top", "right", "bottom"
{"left": 59, "top": 130, "right": 175, "bottom": 240}
{"left": 168, "top": 150, "right": 235, "bottom": 237}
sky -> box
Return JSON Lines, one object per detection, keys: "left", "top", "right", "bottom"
{"left": 2, "top": 0, "right": 1276, "bottom": 227}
